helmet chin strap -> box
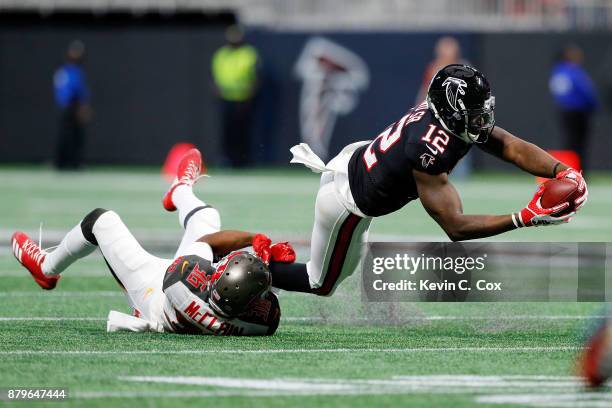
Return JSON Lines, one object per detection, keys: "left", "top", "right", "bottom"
{"left": 457, "top": 100, "right": 472, "bottom": 142}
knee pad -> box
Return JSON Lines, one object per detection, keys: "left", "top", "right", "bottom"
{"left": 202, "top": 207, "right": 221, "bottom": 231}
{"left": 80, "top": 208, "right": 109, "bottom": 245}
{"left": 183, "top": 205, "right": 220, "bottom": 231}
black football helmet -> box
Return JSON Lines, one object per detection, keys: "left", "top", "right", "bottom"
{"left": 427, "top": 64, "right": 495, "bottom": 144}
{"left": 209, "top": 251, "right": 272, "bottom": 318}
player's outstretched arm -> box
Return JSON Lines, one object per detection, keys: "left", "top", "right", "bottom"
{"left": 198, "top": 230, "right": 256, "bottom": 258}
{"left": 414, "top": 170, "right": 515, "bottom": 241}
{"left": 414, "top": 169, "right": 573, "bottom": 241}
{"left": 198, "top": 231, "right": 297, "bottom": 263}
{"left": 480, "top": 126, "right": 568, "bottom": 178}
{"left": 478, "top": 126, "right": 588, "bottom": 213}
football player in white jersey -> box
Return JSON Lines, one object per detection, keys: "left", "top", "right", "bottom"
{"left": 11, "top": 149, "right": 295, "bottom": 336}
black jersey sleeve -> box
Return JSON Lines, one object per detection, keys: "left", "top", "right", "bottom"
{"left": 405, "top": 141, "right": 450, "bottom": 175}
{"left": 404, "top": 115, "right": 471, "bottom": 176}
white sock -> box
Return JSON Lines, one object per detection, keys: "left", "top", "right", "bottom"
{"left": 171, "top": 184, "right": 221, "bottom": 257}
{"left": 173, "top": 184, "right": 209, "bottom": 228}
{"left": 42, "top": 224, "right": 96, "bottom": 276}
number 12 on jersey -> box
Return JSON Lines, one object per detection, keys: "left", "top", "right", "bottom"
{"left": 363, "top": 110, "right": 425, "bottom": 171}
{"left": 420, "top": 124, "right": 449, "bottom": 154}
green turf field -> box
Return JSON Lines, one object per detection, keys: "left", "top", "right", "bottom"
{"left": 1, "top": 167, "right": 611, "bottom": 407}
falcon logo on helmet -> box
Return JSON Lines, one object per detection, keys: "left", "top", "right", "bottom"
{"left": 442, "top": 77, "right": 467, "bottom": 112}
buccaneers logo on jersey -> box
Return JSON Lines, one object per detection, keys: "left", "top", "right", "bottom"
{"left": 442, "top": 77, "right": 468, "bottom": 112}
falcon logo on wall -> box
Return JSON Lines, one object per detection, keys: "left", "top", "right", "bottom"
{"left": 294, "top": 37, "right": 370, "bottom": 160}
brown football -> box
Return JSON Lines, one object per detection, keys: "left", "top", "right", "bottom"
{"left": 540, "top": 178, "right": 580, "bottom": 216}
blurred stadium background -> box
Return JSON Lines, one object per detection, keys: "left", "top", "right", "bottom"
{"left": 1, "top": 1, "right": 611, "bottom": 406}
{"left": 0, "top": 0, "right": 611, "bottom": 170}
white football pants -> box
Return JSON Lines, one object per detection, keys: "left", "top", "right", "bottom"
{"left": 304, "top": 163, "right": 372, "bottom": 296}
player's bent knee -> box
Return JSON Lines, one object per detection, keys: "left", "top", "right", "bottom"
{"left": 80, "top": 208, "right": 109, "bottom": 245}
{"left": 186, "top": 206, "right": 221, "bottom": 231}
{"left": 183, "top": 205, "right": 221, "bottom": 231}
{"left": 203, "top": 207, "right": 221, "bottom": 231}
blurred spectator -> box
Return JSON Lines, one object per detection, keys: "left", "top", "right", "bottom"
{"left": 53, "top": 40, "right": 92, "bottom": 170}
{"left": 415, "top": 36, "right": 466, "bottom": 104}
{"left": 212, "top": 25, "right": 259, "bottom": 168}
{"left": 549, "top": 44, "right": 598, "bottom": 172}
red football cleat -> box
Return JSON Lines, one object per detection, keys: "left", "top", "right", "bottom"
{"left": 11, "top": 231, "right": 59, "bottom": 290}
{"left": 162, "top": 148, "right": 205, "bottom": 212}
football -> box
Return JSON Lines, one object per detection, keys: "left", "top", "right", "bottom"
{"left": 540, "top": 178, "right": 580, "bottom": 216}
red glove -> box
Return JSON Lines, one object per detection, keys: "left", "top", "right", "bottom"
{"left": 252, "top": 233, "right": 296, "bottom": 264}
{"left": 253, "top": 233, "right": 272, "bottom": 263}
{"left": 556, "top": 167, "right": 588, "bottom": 211}
{"left": 269, "top": 242, "right": 296, "bottom": 263}
{"left": 513, "top": 185, "right": 574, "bottom": 227}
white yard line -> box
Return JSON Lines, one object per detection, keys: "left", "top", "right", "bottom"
{"left": 0, "top": 270, "right": 113, "bottom": 277}
{"left": 0, "top": 291, "right": 123, "bottom": 297}
{"left": 120, "top": 374, "right": 581, "bottom": 390}
{"left": 121, "top": 376, "right": 354, "bottom": 391}
{"left": 0, "top": 317, "right": 106, "bottom": 321}
{"left": 73, "top": 389, "right": 612, "bottom": 404}
{"left": 0, "top": 346, "right": 579, "bottom": 356}
{"left": 0, "top": 315, "right": 603, "bottom": 323}
{"left": 477, "top": 393, "right": 612, "bottom": 407}
{"left": 70, "top": 375, "right": 612, "bottom": 405}
{"left": 74, "top": 390, "right": 298, "bottom": 399}
{"left": 283, "top": 315, "right": 606, "bottom": 322}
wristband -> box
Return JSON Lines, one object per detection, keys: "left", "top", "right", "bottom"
{"left": 552, "top": 162, "right": 561, "bottom": 178}
{"left": 511, "top": 212, "right": 524, "bottom": 229}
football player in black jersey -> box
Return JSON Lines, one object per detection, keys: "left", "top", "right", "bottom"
{"left": 11, "top": 148, "right": 295, "bottom": 335}
{"left": 272, "top": 64, "right": 589, "bottom": 296}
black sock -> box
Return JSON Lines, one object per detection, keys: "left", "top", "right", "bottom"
{"left": 269, "top": 262, "right": 313, "bottom": 293}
